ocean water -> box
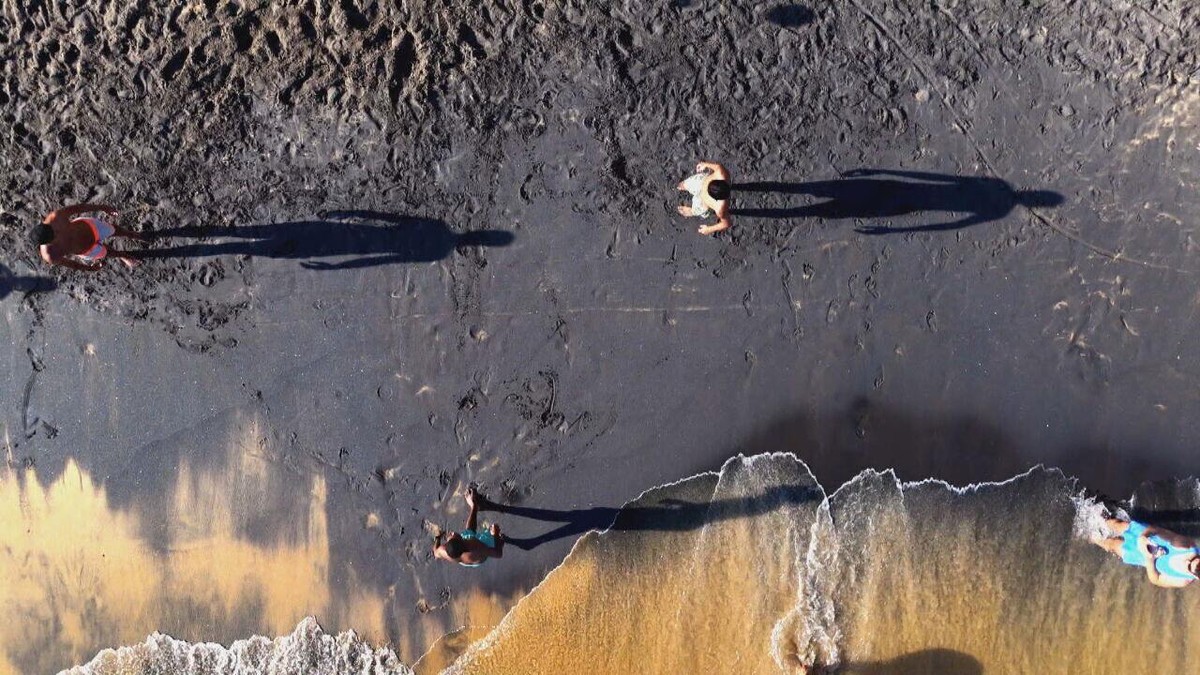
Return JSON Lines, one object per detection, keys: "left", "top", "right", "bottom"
{"left": 46, "top": 454, "right": 1200, "bottom": 673}
{"left": 452, "top": 455, "right": 1200, "bottom": 673}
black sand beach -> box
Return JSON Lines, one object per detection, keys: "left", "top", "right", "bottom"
{"left": 1, "top": 0, "right": 1198, "bottom": 672}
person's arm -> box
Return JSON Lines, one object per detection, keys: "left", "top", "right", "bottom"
{"left": 1143, "top": 553, "right": 1165, "bottom": 586}
{"left": 432, "top": 534, "right": 450, "bottom": 561}
{"left": 696, "top": 161, "right": 729, "bottom": 180}
{"left": 1144, "top": 562, "right": 1191, "bottom": 588}
{"left": 698, "top": 203, "right": 731, "bottom": 235}
{"left": 59, "top": 258, "right": 104, "bottom": 272}
{"left": 41, "top": 247, "right": 101, "bottom": 272}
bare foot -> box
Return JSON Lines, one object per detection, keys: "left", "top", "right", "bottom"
{"left": 491, "top": 523, "right": 504, "bottom": 553}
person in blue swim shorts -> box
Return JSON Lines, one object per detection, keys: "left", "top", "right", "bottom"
{"left": 1094, "top": 516, "right": 1200, "bottom": 588}
{"left": 433, "top": 487, "right": 505, "bottom": 568}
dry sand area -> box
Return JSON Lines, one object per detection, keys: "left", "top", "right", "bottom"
{"left": 0, "top": 0, "right": 1198, "bottom": 672}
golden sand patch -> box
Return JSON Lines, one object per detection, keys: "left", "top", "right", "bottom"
{"left": 447, "top": 458, "right": 820, "bottom": 675}
{"left": 0, "top": 435, "right": 385, "bottom": 674}
{"left": 411, "top": 587, "right": 519, "bottom": 673}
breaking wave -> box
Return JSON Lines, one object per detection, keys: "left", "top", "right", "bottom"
{"left": 61, "top": 618, "right": 409, "bottom": 675}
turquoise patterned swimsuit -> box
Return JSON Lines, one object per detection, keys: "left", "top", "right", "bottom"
{"left": 457, "top": 529, "right": 497, "bottom": 568}
{"left": 1119, "top": 521, "right": 1199, "bottom": 581}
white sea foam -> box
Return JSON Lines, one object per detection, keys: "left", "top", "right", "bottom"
{"left": 62, "top": 617, "right": 412, "bottom": 675}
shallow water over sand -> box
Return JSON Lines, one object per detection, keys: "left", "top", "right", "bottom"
{"left": 452, "top": 455, "right": 1200, "bottom": 674}
{"left": 0, "top": 437, "right": 527, "bottom": 675}
{"left": 54, "top": 452, "right": 1200, "bottom": 674}
{"left": 0, "top": 418, "right": 394, "bottom": 675}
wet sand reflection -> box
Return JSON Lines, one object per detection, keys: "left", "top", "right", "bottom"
{"left": 0, "top": 449, "right": 384, "bottom": 674}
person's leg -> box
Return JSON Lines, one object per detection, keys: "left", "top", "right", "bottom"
{"left": 1105, "top": 518, "right": 1130, "bottom": 535}
{"left": 111, "top": 251, "right": 141, "bottom": 269}
{"left": 490, "top": 522, "right": 505, "bottom": 555}
{"left": 464, "top": 487, "right": 480, "bottom": 532}
{"left": 111, "top": 223, "right": 149, "bottom": 242}
{"left": 1091, "top": 518, "right": 1130, "bottom": 554}
{"left": 1096, "top": 536, "right": 1125, "bottom": 556}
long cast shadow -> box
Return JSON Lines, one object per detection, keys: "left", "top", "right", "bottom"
{"left": 0, "top": 264, "right": 56, "bottom": 300}
{"left": 835, "top": 648, "right": 983, "bottom": 674}
{"left": 732, "top": 169, "right": 1063, "bottom": 234}
{"left": 764, "top": 4, "right": 816, "bottom": 29}
{"left": 136, "top": 210, "right": 514, "bottom": 269}
{"left": 487, "top": 482, "right": 822, "bottom": 551}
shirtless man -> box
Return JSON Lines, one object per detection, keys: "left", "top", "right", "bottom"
{"left": 433, "top": 487, "right": 505, "bottom": 567}
{"left": 34, "top": 203, "right": 145, "bottom": 271}
{"left": 1094, "top": 516, "right": 1200, "bottom": 588}
{"left": 677, "top": 161, "right": 732, "bottom": 235}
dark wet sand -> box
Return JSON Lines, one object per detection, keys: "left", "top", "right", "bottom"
{"left": 0, "top": 0, "right": 1197, "bottom": 671}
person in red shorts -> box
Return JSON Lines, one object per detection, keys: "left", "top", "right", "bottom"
{"left": 34, "top": 202, "right": 146, "bottom": 271}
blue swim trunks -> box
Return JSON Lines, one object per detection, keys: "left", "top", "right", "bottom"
{"left": 456, "top": 529, "right": 497, "bottom": 568}
{"left": 1119, "top": 521, "right": 1155, "bottom": 566}
{"left": 460, "top": 528, "right": 497, "bottom": 548}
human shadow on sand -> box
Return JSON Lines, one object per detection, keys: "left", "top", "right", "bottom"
{"left": 733, "top": 169, "right": 1064, "bottom": 234}
{"left": 0, "top": 264, "right": 56, "bottom": 300}
{"left": 484, "top": 482, "right": 823, "bottom": 551}
{"left": 136, "top": 210, "right": 514, "bottom": 269}
{"left": 484, "top": 398, "right": 1200, "bottom": 553}
{"left": 764, "top": 4, "right": 816, "bottom": 29}
{"left": 830, "top": 649, "right": 982, "bottom": 674}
